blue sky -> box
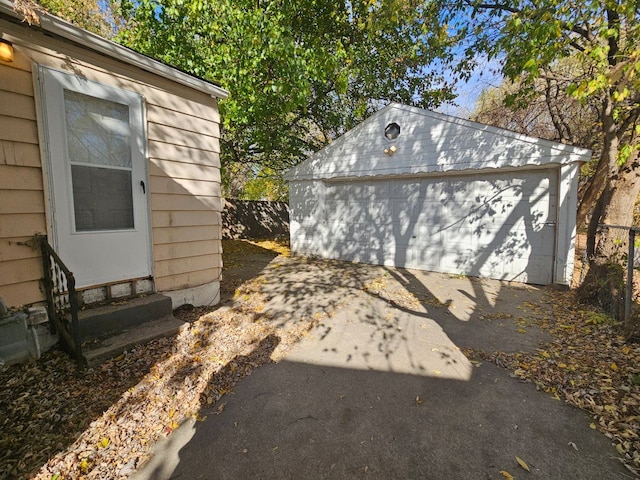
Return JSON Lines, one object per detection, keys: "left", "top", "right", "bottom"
{"left": 437, "top": 56, "right": 504, "bottom": 118}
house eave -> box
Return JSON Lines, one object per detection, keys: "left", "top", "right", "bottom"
{"left": 0, "top": 0, "right": 229, "bottom": 99}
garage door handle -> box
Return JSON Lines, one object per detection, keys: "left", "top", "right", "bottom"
{"left": 544, "top": 221, "right": 556, "bottom": 226}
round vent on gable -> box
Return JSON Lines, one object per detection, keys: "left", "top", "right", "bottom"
{"left": 384, "top": 122, "right": 401, "bottom": 140}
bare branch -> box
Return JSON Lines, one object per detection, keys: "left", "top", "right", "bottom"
{"left": 468, "top": 2, "right": 519, "bottom": 14}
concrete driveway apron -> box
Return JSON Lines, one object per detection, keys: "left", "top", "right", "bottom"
{"left": 134, "top": 258, "right": 629, "bottom": 480}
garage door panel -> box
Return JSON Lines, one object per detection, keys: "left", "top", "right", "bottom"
{"left": 392, "top": 215, "right": 446, "bottom": 236}
{"left": 328, "top": 242, "right": 364, "bottom": 262}
{"left": 368, "top": 247, "right": 398, "bottom": 266}
{"left": 440, "top": 199, "right": 476, "bottom": 219}
{"left": 391, "top": 200, "right": 419, "bottom": 224}
{"left": 326, "top": 200, "right": 362, "bottom": 219}
{"left": 406, "top": 247, "right": 440, "bottom": 270}
{"left": 325, "top": 201, "right": 356, "bottom": 223}
{"left": 290, "top": 196, "right": 321, "bottom": 219}
{"left": 390, "top": 178, "right": 425, "bottom": 200}
{"left": 515, "top": 176, "right": 551, "bottom": 195}
{"left": 364, "top": 234, "right": 387, "bottom": 251}
{"left": 441, "top": 227, "right": 474, "bottom": 247}
{"left": 317, "top": 169, "right": 557, "bottom": 285}
{"left": 356, "top": 201, "right": 392, "bottom": 221}
{"left": 347, "top": 181, "right": 390, "bottom": 200}
{"left": 391, "top": 199, "right": 443, "bottom": 222}
{"left": 339, "top": 244, "right": 394, "bottom": 265}
{"left": 409, "top": 223, "right": 446, "bottom": 239}
{"left": 351, "top": 221, "right": 389, "bottom": 239}
{"left": 508, "top": 254, "right": 550, "bottom": 281}
{"left": 440, "top": 248, "right": 489, "bottom": 276}
{"left": 474, "top": 217, "right": 547, "bottom": 233}
{"left": 326, "top": 221, "right": 351, "bottom": 238}
{"left": 474, "top": 224, "right": 527, "bottom": 241}
{"left": 438, "top": 180, "right": 475, "bottom": 203}
{"left": 325, "top": 185, "right": 350, "bottom": 202}
{"left": 475, "top": 230, "right": 532, "bottom": 261}
{"left": 415, "top": 211, "right": 448, "bottom": 233}
{"left": 467, "top": 200, "right": 553, "bottom": 230}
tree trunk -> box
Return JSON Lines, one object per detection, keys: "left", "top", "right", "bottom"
{"left": 577, "top": 95, "right": 640, "bottom": 333}
{"left": 579, "top": 164, "right": 640, "bottom": 335}
{"left": 576, "top": 154, "right": 607, "bottom": 229}
{"left": 586, "top": 96, "right": 620, "bottom": 258}
{"left": 596, "top": 164, "right": 640, "bottom": 258}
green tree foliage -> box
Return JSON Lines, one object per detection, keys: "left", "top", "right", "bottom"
{"left": 472, "top": 62, "right": 602, "bottom": 211}
{"left": 473, "top": 62, "right": 600, "bottom": 152}
{"left": 445, "top": 0, "right": 640, "bottom": 328}
{"left": 35, "top": 0, "right": 122, "bottom": 37}
{"left": 445, "top": 1, "right": 639, "bottom": 236}
{"left": 117, "top": 0, "right": 458, "bottom": 195}
{"left": 223, "top": 163, "right": 287, "bottom": 201}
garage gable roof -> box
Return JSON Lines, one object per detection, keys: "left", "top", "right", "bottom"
{"left": 286, "top": 103, "right": 592, "bottom": 181}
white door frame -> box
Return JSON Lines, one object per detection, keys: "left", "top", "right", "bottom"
{"left": 34, "top": 64, "right": 153, "bottom": 288}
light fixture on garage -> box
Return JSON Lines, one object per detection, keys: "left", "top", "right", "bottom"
{"left": 383, "top": 145, "right": 397, "bottom": 156}
{"left": 0, "top": 38, "right": 14, "bottom": 63}
{"left": 384, "top": 122, "right": 400, "bottom": 156}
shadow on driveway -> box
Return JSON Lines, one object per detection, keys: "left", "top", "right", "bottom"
{"left": 134, "top": 256, "right": 629, "bottom": 479}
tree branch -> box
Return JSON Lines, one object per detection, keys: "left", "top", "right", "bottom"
{"left": 606, "top": 7, "right": 620, "bottom": 66}
{"left": 568, "top": 39, "right": 587, "bottom": 53}
{"left": 468, "top": 2, "right": 519, "bottom": 14}
{"left": 565, "top": 23, "right": 595, "bottom": 43}
{"left": 619, "top": 106, "right": 640, "bottom": 136}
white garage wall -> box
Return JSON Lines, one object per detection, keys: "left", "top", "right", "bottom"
{"left": 289, "top": 180, "right": 326, "bottom": 255}
{"left": 291, "top": 169, "right": 559, "bottom": 284}
{"left": 289, "top": 104, "right": 590, "bottom": 181}
{"left": 287, "top": 103, "right": 589, "bottom": 285}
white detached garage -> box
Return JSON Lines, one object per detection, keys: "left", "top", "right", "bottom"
{"left": 286, "top": 103, "right": 591, "bottom": 285}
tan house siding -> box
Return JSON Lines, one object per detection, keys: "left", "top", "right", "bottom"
{"left": 0, "top": 58, "right": 47, "bottom": 306}
{"left": 147, "top": 98, "right": 222, "bottom": 292}
{"left": 0, "top": 18, "right": 223, "bottom": 307}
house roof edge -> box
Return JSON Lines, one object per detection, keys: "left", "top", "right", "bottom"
{"left": 0, "top": 0, "right": 229, "bottom": 99}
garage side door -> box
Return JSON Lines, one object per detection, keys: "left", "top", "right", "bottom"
{"left": 323, "top": 169, "right": 557, "bottom": 285}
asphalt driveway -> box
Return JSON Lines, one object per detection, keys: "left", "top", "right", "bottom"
{"left": 134, "top": 253, "right": 629, "bottom": 479}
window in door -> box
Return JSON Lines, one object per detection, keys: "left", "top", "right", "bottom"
{"left": 64, "top": 90, "right": 135, "bottom": 231}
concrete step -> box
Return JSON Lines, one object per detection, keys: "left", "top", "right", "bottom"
{"left": 78, "top": 293, "right": 173, "bottom": 341}
{"left": 83, "top": 314, "right": 185, "bottom": 368}
{"left": 76, "top": 293, "right": 183, "bottom": 367}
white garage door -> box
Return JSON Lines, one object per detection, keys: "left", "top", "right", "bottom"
{"left": 322, "top": 169, "right": 558, "bottom": 284}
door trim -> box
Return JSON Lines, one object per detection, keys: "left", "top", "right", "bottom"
{"left": 33, "top": 63, "right": 153, "bottom": 287}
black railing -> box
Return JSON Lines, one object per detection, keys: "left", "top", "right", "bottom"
{"left": 38, "top": 236, "right": 85, "bottom": 369}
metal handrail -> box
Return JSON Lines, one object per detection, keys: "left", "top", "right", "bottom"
{"left": 38, "top": 235, "right": 84, "bottom": 369}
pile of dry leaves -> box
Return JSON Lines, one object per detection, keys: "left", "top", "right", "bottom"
{"left": 1, "top": 239, "right": 313, "bottom": 480}
{"left": 467, "top": 288, "right": 640, "bottom": 477}
{"left": 3, "top": 237, "right": 640, "bottom": 478}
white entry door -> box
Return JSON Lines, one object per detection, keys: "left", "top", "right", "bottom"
{"left": 38, "top": 66, "right": 151, "bottom": 288}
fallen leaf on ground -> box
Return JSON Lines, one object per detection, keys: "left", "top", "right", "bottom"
{"left": 464, "top": 288, "right": 640, "bottom": 476}
{"left": 1, "top": 238, "right": 321, "bottom": 480}
{"left": 515, "top": 455, "right": 530, "bottom": 472}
